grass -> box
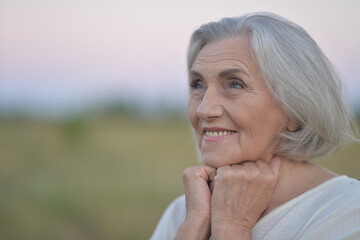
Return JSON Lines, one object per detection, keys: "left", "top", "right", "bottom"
{"left": 0, "top": 114, "right": 359, "bottom": 239}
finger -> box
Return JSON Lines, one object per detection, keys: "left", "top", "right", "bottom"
{"left": 209, "top": 181, "right": 215, "bottom": 194}
{"left": 268, "top": 156, "right": 281, "bottom": 179}
{"left": 213, "top": 165, "right": 234, "bottom": 183}
{"left": 240, "top": 161, "right": 257, "bottom": 170}
{"left": 182, "top": 165, "right": 216, "bottom": 186}
{"left": 202, "top": 165, "right": 217, "bottom": 180}
{"left": 209, "top": 167, "right": 217, "bottom": 182}
{"left": 254, "top": 159, "right": 279, "bottom": 185}
{"left": 232, "top": 162, "right": 257, "bottom": 179}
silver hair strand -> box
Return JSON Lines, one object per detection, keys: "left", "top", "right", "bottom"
{"left": 187, "top": 12, "right": 359, "bottom": 161}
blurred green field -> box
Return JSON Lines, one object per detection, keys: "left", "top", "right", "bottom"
{"left": 0, "top": 115, "right": 359, "bottom": 240}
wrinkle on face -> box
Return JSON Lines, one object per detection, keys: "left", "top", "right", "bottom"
{"left": 188, "top": 36, "right": 289, "bottom": 168}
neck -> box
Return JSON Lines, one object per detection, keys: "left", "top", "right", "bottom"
{"left": 262, "top": 157, "right": 337, "bottom": 217}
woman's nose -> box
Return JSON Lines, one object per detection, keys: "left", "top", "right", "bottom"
{"left": 197, "top": 88, "right": 224, "bottom": 120}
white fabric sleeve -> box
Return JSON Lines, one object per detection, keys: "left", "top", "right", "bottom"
{"left": 296, "top": 182, "right": 360, "bottom": 240}
{"left": 150, "top": 195, "right": 186, "bottom": 240}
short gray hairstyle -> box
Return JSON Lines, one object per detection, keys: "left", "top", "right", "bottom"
{"left": 187, "top": 12, "right": 358, "bottom": 161}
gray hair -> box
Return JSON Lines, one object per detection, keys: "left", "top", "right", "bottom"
{"left": 187, "top": 12, "right": 358, "bottom": 161}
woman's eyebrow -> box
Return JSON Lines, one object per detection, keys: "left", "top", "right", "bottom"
{"left": 189, "top": 70, "right": 203, "bottom": 79}
{"left": 218, "top": 68, "right": 249, "bottom": 78}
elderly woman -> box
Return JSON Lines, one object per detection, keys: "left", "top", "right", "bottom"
{"left": 151, "top": 12, "right": 360, "bottom": 239}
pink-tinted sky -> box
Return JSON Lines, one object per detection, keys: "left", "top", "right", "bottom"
{"left": 1, "top": 0, "right": 359, "bottom": 116}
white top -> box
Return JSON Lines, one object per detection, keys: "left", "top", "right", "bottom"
{"left": 151, "top": 175, "right": 360, "bottom": 240}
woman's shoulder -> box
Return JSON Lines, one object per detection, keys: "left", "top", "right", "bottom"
{"left": 285, "top": 175, "right": 360, "bottom": 206}
{"left": 282, "top": 175, "right": 360, "bottom": 216}
{"left": 150, "top": 195, "right": 186, "bottom": 240}
{"left": 253, "top": 175, "right": 360, "bottom": 240}
{"left": 297, "top": 175, "right": 360, "bottom": 239}
{"left": 314, "top": 175, "right": 360, "bottom": 213}
{"left": 318, "top": 175, "right": 360, "bottom": 200}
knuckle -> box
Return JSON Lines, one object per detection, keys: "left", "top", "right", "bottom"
{"left": 254, "top": 160, "right": 265, "bottom": 169}
{"left": 216, "top": 166, "right": 232, "bottom": 180}
{"left": 264, "top": 171, "right": 275, "bottom": 182}
{"left": 251, "top": 168, "right": 261, "bottom": 178}
{"left": 233, "top": 167, "right": 247, "bottom": 179}
{"left": 236, "top": 162, "right": 256, "bottom": 178}
{"left": 182, "top": 166, "right": 196, "bottom": 180}
{"left": 182, "top": 166, "right": 211, "bottom": 182}
{"left": 261, "top": 171, "right": 275, "bottom": 185}
{"left": 216, "top": 166, "right": 226, "bottom": 174}
{"left": 226, "top": 167, "right": 246, "bottom": 182}
{"left": 242, "top": 161, "right": 255, "bottom": 167}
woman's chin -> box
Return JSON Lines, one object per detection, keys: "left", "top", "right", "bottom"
{"left": 202, "top": 160, "right": 219, "bottom": 169}
{"left": 202, "top": 156, "right": 243, "bottom": 169}
{"left": 202, "top": 156, "right": 221, "bottom": 168}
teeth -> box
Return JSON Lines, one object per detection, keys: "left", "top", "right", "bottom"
{"left": 205, "top": 131, "right": 234, "bottom": 137}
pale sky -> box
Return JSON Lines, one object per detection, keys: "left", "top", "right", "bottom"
{"left": 1, "top": 0, "right": 359, "bottom": 116}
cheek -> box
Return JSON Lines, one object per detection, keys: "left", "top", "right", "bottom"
{"left": 248, "top": 111, "right": 287, "bottom": 155}
{"left": 188, "top": 98, "right": 202, "bottom": 147}
{"left": 187, "top": 98, "right": 199, "bottom": 130}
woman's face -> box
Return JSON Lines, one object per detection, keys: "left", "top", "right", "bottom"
{"left": 188, "top": 36, "right": 291, "bottom": 168}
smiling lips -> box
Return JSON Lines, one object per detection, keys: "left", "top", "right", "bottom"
{"left": 202, "top": 127, "right": 237, "bottom": 142}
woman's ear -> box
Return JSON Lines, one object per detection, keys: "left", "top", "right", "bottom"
{"left": 287, "top": 119, "right": 298, "bottom": 132}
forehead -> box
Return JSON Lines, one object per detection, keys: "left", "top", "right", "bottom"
{"left": 192, "top": 36, "right": 256, "bottom": 71}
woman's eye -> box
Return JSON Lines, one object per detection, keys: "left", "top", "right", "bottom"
{"left": 189, "top": 79, "right": 204, "bottom": 90}
{"left": 228, "top": 80, "right": 245, "bottom": 89}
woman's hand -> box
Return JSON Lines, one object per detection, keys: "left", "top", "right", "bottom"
{"left": 175, "top": 165, "right": 216, "bottom": 240}
{"left": 210, "top": 157, "right": 281, "bottom": 240}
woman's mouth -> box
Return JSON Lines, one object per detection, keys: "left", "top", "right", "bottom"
{"left": 204, "top": 130, "right": 236, "bottom": 137}
{"left": 202, "top": 128, "right": 237, "bottom": 142}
